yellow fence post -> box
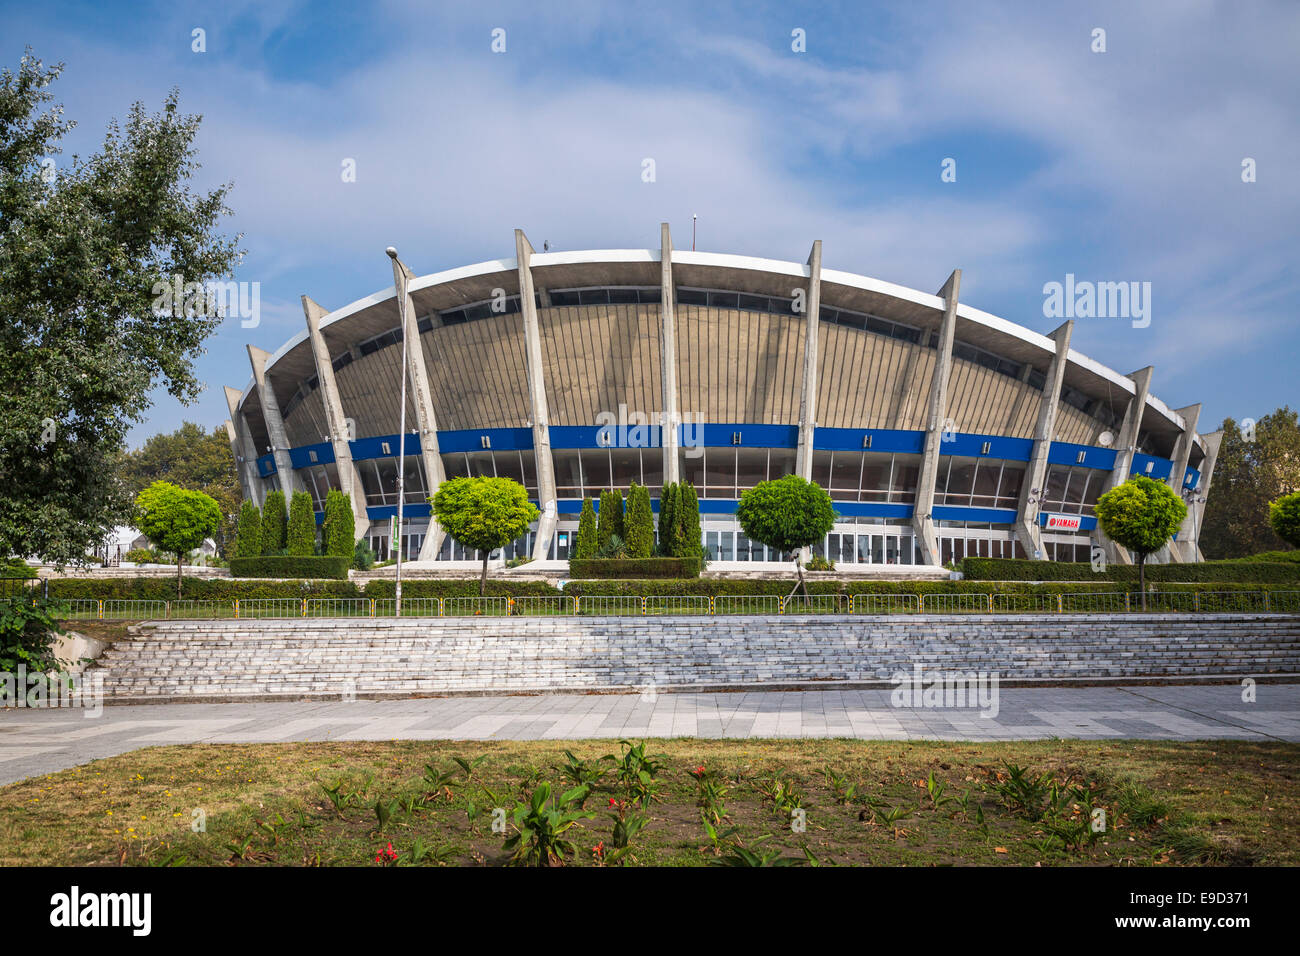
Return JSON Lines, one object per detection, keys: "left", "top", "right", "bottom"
{"left": 234, "top": 598, "right": 240, "bottom": 619}
{"left": 507, "top": 597, "right": 515, "bottom": 617}
{"left": 709, "top": 596, "right": 716, "bottom": 615}
{"left": 641, "top": 596, "right": 647, "bottom": 615}
{"left": 301, "top": 597, "right": 307, "bottom": 618}
{"left": 1264, "top": 591, "right": 1271, "bottom": 612}
{"left": 848, "top": 594, "right": 854, "bottom": 614}
{"left": 1193, "top": 591, "right": 1200, "bottom": 613}
{"left": 1124, "top": 592, "right": 1131, "bottom": 612}
{"left": 369, "top": 598, "right": 376, "bottom": 618}
{"left": 1056, "top": 594, "right": 1064, "bottom": 613}
{"left": 97, "top": 599, "right": 104, "bottom": 621}
{"left": 917, "top": 593, "right": 924, "bottom": 613}
{"left": 988, "top": 593, "right": 994, "bottom": 613}
{"left": 438, "top": 597, "right": 445, "bottom": 617}
{"left": 573, "top": 595, "right": 580, "bottom": 615}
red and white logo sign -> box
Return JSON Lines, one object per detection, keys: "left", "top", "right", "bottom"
{"left": 1044, "top": 514, "right": 1081, "bottom": 532}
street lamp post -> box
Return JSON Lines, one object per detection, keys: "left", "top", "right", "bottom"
{"left": 386, "top": 246, "right": 411, "bottom": 617}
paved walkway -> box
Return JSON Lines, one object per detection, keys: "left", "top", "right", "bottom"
{"left": 2, "top": 684, "right": 1298, "bottom": 785}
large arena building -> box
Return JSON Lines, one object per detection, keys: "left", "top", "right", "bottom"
{"left": 224, "top": 225, "right": 1220, "bottom": 570}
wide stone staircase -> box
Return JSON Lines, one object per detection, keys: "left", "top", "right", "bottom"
{"left": 85, "top": 614, "right": 1300, "bottom": 702}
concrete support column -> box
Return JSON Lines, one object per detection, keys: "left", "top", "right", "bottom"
{"left": 794, "top": 240, "right": 823, "bottom": 481}
{"left": 1164, "top": 403, "right": 1201, "bottom": 563}
{"left": 246, "top": 346, "right": 301, "bottom": 495}
{"left": 1014, "top": 320, "right": 1073, "bottom": 560}
{"left": 222, "top": 418, "right": 250, "bottom": 504}
{"left": 1185, "top": 429, "right": 1223, "bottom": 562}
{"left": 302, "top": 295, "right": 369, "bottom": 542}
{"left": 516, "top": 229, "right": 558, "bottom": 561}
{"left": 1094, "top": 366, "right": 1152, "bottom": 565}
{"left": 223, "top": 387, "right": 265, "bottom": 507}
{"left": 659, "top": 222, "right": 681, "bottom": 486}
{"left": 910, "top": 269, "right": 961, "bottom": 566}
{"left": 387, "top": 253, "right": 447, "bottom": 561}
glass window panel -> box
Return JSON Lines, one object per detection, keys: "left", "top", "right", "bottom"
{"left": 768, "top": 448, "right": 796, "bottom": 480}
{"left": 579, "top": 450, "right": 610, "bottom": 493}
{"left": 1044, "top": 465, "right": 1069, "bottom": 507}
{"left": 736, "top": 448, "right": 768, "bottom": 490}
{"left": 857, "top": 535, "right": 871, "bottom": 563}
{"left": 861, "top": 455, "right": 890, "bottom": 501}
{"left": 491, "top": 450, "right": 523, "bottom": 485}
{"left": 360, "top": 460, "right": 384, "bottom": 505}
{"left": 442, "top": 453, "right": 468, "bottom": 480}
{"left": 681, "top": 449, "right": 704, "bottom": 491}
{"left": 973, "top": 460, "right": 1000, "bottom": 498}
{"left": 946, "top": 457, "right": 977, "bottom": 504}
{"left": 609, "top": 448, "right": 641, "bottom": 491}
{"left": 998, "top": 464, "right": 1025, "bottom": 504}
{"left": 831, "top": 451, "right": 861, "bottom": 492}
{"left": 465, "top": 451, "right": 496, "bottom": 478}
{"left": 717, "top": 532, "right": 733, "bottom": 561}
{"left": 641, "top": 450, "right": 663, "bottom": 489}
{"left": 521, "top": 451, "right": 538, "bottom": 493}
{"left": 704, "top": 448, "right": 735, "bottom": 494}
{"left": 554, "top": 451, "right": 583, "bottom": 496}
{"left": 891, "top": 457, "right": 920, "bottom": 503}
{"left": 811, "top": 450, "right": 833, "bottom": 489}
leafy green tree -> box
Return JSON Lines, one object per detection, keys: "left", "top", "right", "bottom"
{"left": 260, "top": 490, "right": 287, "bottom": 555}
{"left": 121, "top": 421, "right": 241, "bottom": 556}
{"left": 624, "top": 483, "right": 655, "bottom": 558}
{"left": 321, "top": 489, "right": 355, "bottom": 557}
{"left": 1200, "top": 409, "right": 1300, "bottom": 558}
{"left": 286, "top": 491, "right": 317, "bottom": 556}
{"left": 677, "top": 483, "right": 703, "bottom": 560}
{"left": 0, "top": 52, "right": 240, "bottom": 565}
{"left": 134, "top": 480, "right": 222, "bottom": 597}
{"left": 234, "top": 501, "right": 261, "bottom": 558}
{"left": 597, "top": 490, "right": 624, "bottom": 550}
{"left": 1095, "top": 475, "right": 1188, "bottom": 609}
{"left": 431, "top": 477, "right": 540, "bottom": 594}
{"left": 735, "top": 475, "right": 836, "bottom": 604}
{"left": 1269, "top": 493, "right": 1300, "bottom": 549}
{"left": 657, "top": 483, "right": 680, "bottom": 556}
{"left": 574, "top": 498, "right": 598, "bottom": 559}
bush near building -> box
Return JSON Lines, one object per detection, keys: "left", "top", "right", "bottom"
{"left": 260, "top": 490, "right": 288, "bottom": 555}
{"left": 573, "top": 498, "right": 598, "bottom": 559}
{"left": 322, "top": 490, "right": 355, "bottom": 558}
{"left": 568, "top": 557, "right": 700, "bottom": 579}
{"left": 960, "top": 557, "right": 1300, "bottom": 584}
{"left": 227, "top": 556, "right": 350, "bottom": 579}
{"left": 235, "top": 501, "right": 262, "bottom": 558}
{"left": 596, "top": 490, "right": 623, "bottom": 550}
{"left": 624, "top": 483, "right": 655, "bottom": 558}
{"left": 286, "top": 491, "right": 317, "bottom": 556}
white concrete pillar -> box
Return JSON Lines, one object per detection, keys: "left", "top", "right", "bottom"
{"left": 387, "top": 253, "right": 447, "bottom": 561}
{"left": 659, "top": 222, "right": 681, "bottom": 486}
{"left": 223, "top": 386, "right": 266, "bottom": 507}
{"left": 1186, "top": 429, "right": 1223, "bottom": 561}
{"left": 245, "top": 346, "right": 301, "bottom": 495}
{"left": 911, "top": 269, "right": 961, "bottom": 566}
{"left": 794, "top": 240, "right": 823, "bottom": 481}
{"left": 516, "top": 229, "right": 558, "bottom": 561}
{"left": 1014, "top": 320, "right": 1073, "bottom": 560}
{"left": 302, "top": 295, "right": 370, "bottom": 542}
{"left": 1164, "top": 403, "right": 1201, "bottom": 563}
{"left": 1095, "top": 366, "right": 1152, "bottom": 565}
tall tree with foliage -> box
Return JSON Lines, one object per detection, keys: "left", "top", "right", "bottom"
{"left": 286, "top": 491, "right": 316, "bottom": 556}
{"left": 597, "top": 490, "right": 624, "bottom": 551}
{"left": 321, "top": 490, "right": 355, "bottom": 557}
{"left": 677, "top": 482, "right": 703, "bottom": 560}
{"left": 134, "top": 481, "right": 222, "bottom": 597}
{"left": 234, "top": 501, "right": 261, "bottom": 558}
{"left": 1269, "top": 493, "right": 1300, "bottom": 550}
{"left": 1200, "top": 408, "right": 1300, "bottom": 558}
{"left": 735, "top": 475, "right": 835, "bottom": 604}
{"left": 624, "top": 483, "right": 655, "bottom": 558}
{"left": 1095, "top": 475, "right": 1188, "bottom": 610}
{"left": 260, "top": 490, "right": 287, "bottom": 555}
{"left": 122, "top": 421, "right": 242, "bottom": 556}
{"left": 431, "top": 477, "right": 540, "bottom": 594}
{"left": 574, "top": 498, "right": 598, "bottom": 559}
{"left": 657, "top": 482, "right": 679, "bottom": 556}
{"left": 0, "top": 52, "right": 241, "bottom": 565}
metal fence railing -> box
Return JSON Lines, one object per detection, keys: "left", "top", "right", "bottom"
{"left": 47, "top": 590, "right": 1300, "bottom": 621}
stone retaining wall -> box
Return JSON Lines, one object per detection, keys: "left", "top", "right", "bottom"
{"left": 88, "top": 614, "right": 1300, "bottom": 701}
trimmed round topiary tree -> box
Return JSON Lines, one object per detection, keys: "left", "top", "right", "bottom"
{"left": 1094, "top": 474, "right": 1188, "bottom": 610}
{"left": 134, "top": 480, "right": 223, "bottom": 597}
{"left": 431, "top": 476, "right": 540, "bottom": 594}
{"left": 735, "top": 475, "right": 836, "bottom": 605}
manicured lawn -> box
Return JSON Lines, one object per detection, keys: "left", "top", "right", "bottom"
{"left": 1, "top": 739, "right": 1294, "bottom": 866}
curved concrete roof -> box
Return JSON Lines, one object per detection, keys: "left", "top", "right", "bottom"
{"left": 236, "top": 247, "right": 1197, "bottom": 447}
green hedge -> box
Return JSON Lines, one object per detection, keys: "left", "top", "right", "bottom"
{"left": 228, "top": 556, "right": 350, "bottom": 580}
{"left": 960, "top": 557, "right": 1300, "bottom": 584}
{"left": 568, "top": 557, "right": 701, "bottom": 579}
{"left": 361, "top": 579, "right": 562, "bottom": 599}
{"left": 560, "top": 578, "right": 1296, "bottom": 598}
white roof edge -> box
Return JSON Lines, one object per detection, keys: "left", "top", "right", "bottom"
{"left": 234, "top": 375, "right": 254, "bottom": 413}
{"left": 250, "top": 247, "right": 1194, "bottom": 437}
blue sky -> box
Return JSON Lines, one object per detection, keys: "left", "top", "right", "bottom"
{"left": 5, "top": 0, "right": 1297, "bottom": 446}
